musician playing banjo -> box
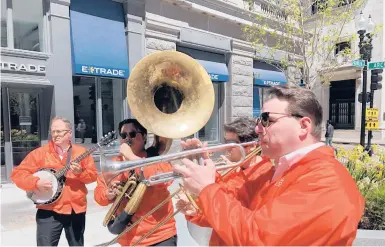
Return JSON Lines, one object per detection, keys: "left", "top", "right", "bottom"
{"left": 10, "top": 117, "right": 98, "bottom": 246}
{"left": 94, "top": 119, "right": 177, "bottom": 246}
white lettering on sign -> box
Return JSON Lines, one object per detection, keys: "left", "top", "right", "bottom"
{"left": 264, "top": 80, "right": 281, "bottom": 86}
{"left": 210, "top": 74, "right": 219, "bottom": 80}
{"left": 81, "top": 65, "right": 125, "bottom": 77}
{"left": 0, "top": 61, "right": 46, "bottom": 73}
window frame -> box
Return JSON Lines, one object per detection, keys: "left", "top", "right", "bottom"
{"left": 1, "top": 0, "right": 49, "bottom": 52}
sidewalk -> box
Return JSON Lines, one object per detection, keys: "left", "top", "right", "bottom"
{"left": 1, "top": 181, "right": 199, "bottom": 246}
{"left": 2, "top": 181, "right": 384, "bottom": 246}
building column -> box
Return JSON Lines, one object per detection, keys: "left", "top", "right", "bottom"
{"left": 227, "top": 55, "right": 253, "bottom": 121}
{"left": 46, "top": 0, "right": 74, "bottom": 127}
{"left": 124, "top": 0, "right": 146, "bottom": 119}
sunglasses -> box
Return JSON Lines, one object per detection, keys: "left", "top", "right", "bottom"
{"left": 257, "top": 112, "right": 303, "bottom": 127}
{"left": 120, "top": 131, "right": 142, "bottom": 139}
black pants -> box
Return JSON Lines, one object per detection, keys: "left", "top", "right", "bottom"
{"left": 151, "top": 235, "right": 177, "bottom": 246}
{"left": 36, "top": 209, "right": 86, "bottom": 246}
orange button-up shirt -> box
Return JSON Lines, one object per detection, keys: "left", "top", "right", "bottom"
{"left": 10, "top": 141, "right": 98, "bottom": 214}
{"left": 196, "top": 146, "right": 365, "bottom": 246}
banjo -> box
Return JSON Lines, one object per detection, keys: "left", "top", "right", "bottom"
{"left": 26, "top": 131, "right": 116, "bottom": 205}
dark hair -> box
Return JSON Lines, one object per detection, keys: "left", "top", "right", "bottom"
{"left": 118, "top": 119, "right": 147, "bottom": 136}
{"left": 224, "top": 117, "right": 257, "bottom": 143}
{"left": 264, "top": 85, "right": 323, "bottom": 139}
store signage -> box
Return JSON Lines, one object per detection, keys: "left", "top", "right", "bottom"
{"left": 209, "top": 74, "right": 219, "bottom": 80}
{"left": 263, "top": 80, "right": 282, "bottom": 86}
{"left": 79, "top": 65, "right": 127, "bottom": 78}
{"left": 0, "top": 61, "right": 46, "bottom": 73}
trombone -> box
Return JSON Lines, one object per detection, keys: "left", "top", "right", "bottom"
{"left": 97, "top": 141, "right": 261, "bottom": 246}
{"left": 100, "top": 141, "right": 259, "bottom": 186}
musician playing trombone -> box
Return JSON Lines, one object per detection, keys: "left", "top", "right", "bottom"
{"left": 174, "top": 85, "right": 365, "bottom": 246}
{"left": 94, "top": 119, "right": 177, "bottom": 246}
{"left": 10, "top": 117, "right": 98, "bottom": 246}
{"left": 181, "top": 117, "right": 273, "bottom": 246}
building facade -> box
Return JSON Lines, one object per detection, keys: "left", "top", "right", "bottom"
{"left": 311, "top": 0, "right": 385, "bottom": 144}
{"left": 1, "top": 0, "right": 290, "bottom": 182}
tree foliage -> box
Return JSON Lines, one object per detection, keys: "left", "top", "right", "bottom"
{"left": 242, "top": 0, "right": 376, "bottom": 89}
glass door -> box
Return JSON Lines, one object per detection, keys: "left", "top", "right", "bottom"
{"left": 1, "top": 88, "right": 41, "bottom": 181}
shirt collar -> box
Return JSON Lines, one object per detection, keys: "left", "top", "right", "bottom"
{"left": 272, "top": 142, "right": 325, "bottom": 182}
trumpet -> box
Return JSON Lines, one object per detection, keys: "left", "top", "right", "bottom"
{"left": 100, "top": 141, "right": 259, "bottom": 187}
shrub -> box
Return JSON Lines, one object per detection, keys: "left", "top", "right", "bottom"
{"left": 335, "top": 144, "right": 385, "bottom": 230}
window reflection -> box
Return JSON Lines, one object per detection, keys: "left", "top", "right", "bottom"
{"left": 12, "top": 0, "right": 43, "bottom": 51}
{"left": 73, "top": 76, "right": 97, "bottom": 144}
{"left": 101, "top": 79, "right": 115, "bottom": 135}
{"left": 198, "top": 83, "right": 220, "bottom": 143}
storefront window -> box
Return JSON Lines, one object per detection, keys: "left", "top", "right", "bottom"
{"left": 73, "top": 76, "right": 97, "bottom": 144}
{"left": 73, "top": 76, "right": 124, "bottom": 146}
{"left": 198, "top": 83, "right": 220, "bottom": 143}
{"left": 12, "top": 0, "right": 44, "bottom": 51}
{"left": 1, "top": 0, "right": 7, "bottom": 47}
{"left": 101, "top": 78, "right": 122, "bottom": 135}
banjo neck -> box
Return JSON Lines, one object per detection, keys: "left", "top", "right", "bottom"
{"left": 55, "top": 143, "right": 101, "bottom": 179}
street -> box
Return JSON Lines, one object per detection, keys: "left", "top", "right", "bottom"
{"left": 1, "top": 180, "right": 199, "bottom": 246}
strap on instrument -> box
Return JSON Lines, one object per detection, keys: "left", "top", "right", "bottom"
{"left": 62, "top": 147, "right": 72, "bottom": 182}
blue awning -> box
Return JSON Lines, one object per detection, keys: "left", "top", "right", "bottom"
{"left": 70, "top": 0, "right": 129, "bottom": 79}
{"left": 253, "top": 68, "right": 287, "bottom": 87}
{"left": 196, "top": 59, "right": 229, "bottom": 82}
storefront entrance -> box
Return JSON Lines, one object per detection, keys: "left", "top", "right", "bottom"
{"left": 1, "top": 87, "right": 42, "bottom": 182}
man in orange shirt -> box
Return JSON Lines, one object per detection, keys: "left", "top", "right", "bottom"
{"left": 180, "top": 117, "right": 272, "bottom": 246}
{"left": 174, "top": 85, "right": 365, "bottom": 246}
{"left": 94, "top": 119, "right": 177, "bottom": 246}
{"left": 11, "top": 117, "right": 98, "bottom": 246}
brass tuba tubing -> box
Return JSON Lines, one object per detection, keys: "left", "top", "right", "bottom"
{"left": 100, "top": 141, "right": 259, "bottom": 186}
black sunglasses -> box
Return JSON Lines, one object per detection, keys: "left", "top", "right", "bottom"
{"left": 120, "top": 131, "right": 142, "bottom": 139}
{"left": 257, "top": 112, "right": 303, "bottom": 127}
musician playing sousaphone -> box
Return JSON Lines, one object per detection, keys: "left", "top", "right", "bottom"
{"left": 174, "top": 85, "right": 365, "bottom": 246}
{"left": 177, "top": 117, "right": 273, "bottom": 245}
{"left": 94, "top": 119, "right": 177, "bottom": 246}
{"left": 10, "top": 117, "right": 98, "bottom": 246}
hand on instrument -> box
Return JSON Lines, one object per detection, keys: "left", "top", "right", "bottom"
{"left": 175, "top": 192, "right": 198, "bottom": 216}
{"left": 120, "top": 143, "right": 141, "bottom": 161}
{"left": 181, "top": 138, "right": 209, "bottom": 160}
{"left": 70, "top": 162, "right": 83, "bottom": 174}
{"left": 181, "top": 138, "right": 207, "bottom": 150}
{"left": 106, "top": 180, "right": 120, "bottom": 200}
{"left": 36, "top": 179, "right": 53, "bottom": 192}
{"left": 173, "top": 158, "right": 216, "bottom": 196}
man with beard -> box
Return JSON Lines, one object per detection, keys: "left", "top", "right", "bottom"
{"left": 11, "top": 117, "right": 98, "bottom": 246}
{"left": 174, "top": 85, "right": 365, "bottom": 246}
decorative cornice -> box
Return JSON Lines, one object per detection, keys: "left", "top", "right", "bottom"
{"left": 50, "top": 0, "right": 70, "bottom": 6}
{"left": 1, "top": 74, "right": 51, "bottom": 85}
{"left": 1, "top": 48, "right": 51, "bottom": 60}
{"left": 145, "top": 15, "right": 181, "bottom": 41}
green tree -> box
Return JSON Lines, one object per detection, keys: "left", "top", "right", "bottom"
{"left": 243, "top": 0, "right": 377, "bottom": 89}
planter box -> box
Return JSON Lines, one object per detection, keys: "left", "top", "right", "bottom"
{"left": 354, "top": 230, "right": 385, "bottom": 246}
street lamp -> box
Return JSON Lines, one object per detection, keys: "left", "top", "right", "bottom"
{"left": 355, "top": 11, "right": 375, "bottom": 148}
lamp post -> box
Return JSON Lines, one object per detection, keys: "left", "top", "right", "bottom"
{"left": 356, "top": 12, "right": 375, "bottom": 148}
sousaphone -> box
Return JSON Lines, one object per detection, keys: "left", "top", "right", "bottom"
{"left": 99, "top": 50, "right": 215, "bottom": 245}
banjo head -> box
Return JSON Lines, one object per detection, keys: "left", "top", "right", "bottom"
{"left": 31, "top": 170, "right": 59, "bottom": 204}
